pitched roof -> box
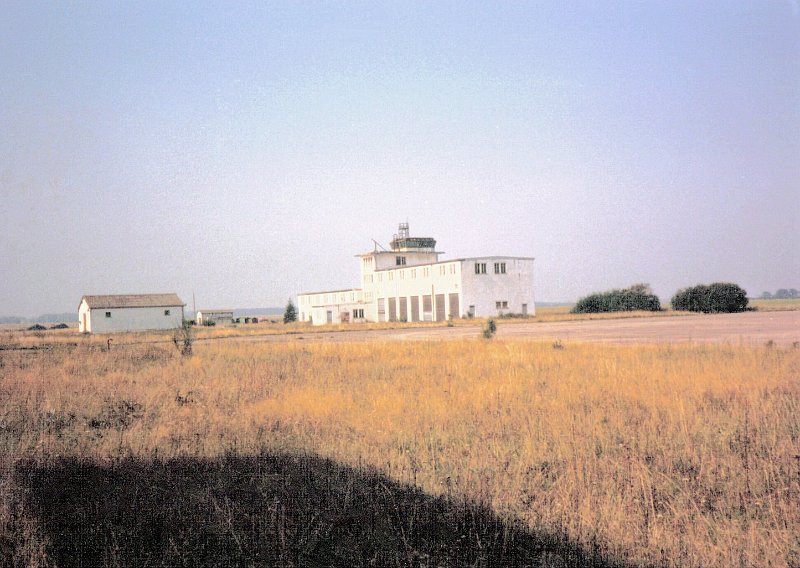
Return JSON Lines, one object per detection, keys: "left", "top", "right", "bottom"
{"left": 80, "top": 294, "right": 184, "bottom": 309}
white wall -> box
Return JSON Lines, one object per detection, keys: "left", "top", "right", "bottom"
{"left": 460, "top": 258, "right": 535, "bottom": 317}
{"left": 197, "top": 311, "right": 233, "bottom": 325}
{"left": 78, "top": 300, "right": 90, "bottom": 332}
{"left": 81, "top": 302, "right": 184, "bottom": 333}
{"left": 298, "top": 254, "right": 534, "bottom": 326}
{"left": 298, "top": 289, "right": 367, "bottom": 325}
{"left": 366, "top": 261, "right": 462, "bottom": 321}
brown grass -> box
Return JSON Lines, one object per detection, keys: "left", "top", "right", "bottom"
{"left": 1, "top": 334, "right": 798, "bottom": 566}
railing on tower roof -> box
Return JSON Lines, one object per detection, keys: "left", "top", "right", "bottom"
{"left": 390, "top": 223, "right": 436, "bottom": 251}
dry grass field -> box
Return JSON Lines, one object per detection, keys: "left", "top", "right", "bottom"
{"left": 1, "top": 326, "right": 798, "bottom": 566}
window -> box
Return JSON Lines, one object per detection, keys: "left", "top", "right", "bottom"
{"left": 494, "top": 262, "right": 506, "bottom": 274}
{"left": 396, "top": 256, "right": 406, "bottom": 266}
{"left": 353, "top": 308, "right": 364, "bottom": 319}
{"left": 423, "top": 267, "right": 429, "bottom": 277}
{"left": 496, "top": 301, "right": 509, "bottom": 309}
{"left": 411, "top": 269, "right": 416, "bottom": 279}
{"left": 475, "top": 263, "right": 487, "bottom": 274}
{"left": 105, "top": 311, "right": 111, "bottom": 318}
{"left": 449, "top": 264, "right": 456, "bottom": 274}
{"left": 164, "top": 309, "right": 170, "bottom": 316}
{"left": 439, "top": 265, "right": 446, "bottom": 275}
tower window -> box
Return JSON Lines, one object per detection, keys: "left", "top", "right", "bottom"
{"left": 396, "top": 256, "right": 406, "bottom": 266}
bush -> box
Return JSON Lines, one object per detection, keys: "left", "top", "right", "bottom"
{"left": 671, "top": 283, "right": 748, "bottom": 313}
{"left": 571, "top": 284, "right": 661, "bottom": 314}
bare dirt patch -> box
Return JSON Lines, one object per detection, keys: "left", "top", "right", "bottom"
{"left": 248, "top": 311, "right": 799, "bottom": 346}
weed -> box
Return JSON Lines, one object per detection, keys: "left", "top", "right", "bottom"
{"left": 481, "top": 319, "right": 497, "bottom": 339}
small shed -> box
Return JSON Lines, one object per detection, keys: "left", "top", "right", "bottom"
{"left": 78, "top": 294, "right": 185, "bottom": 333}
{"left": 196, "top": 309, "right": 234, "bottom": 326}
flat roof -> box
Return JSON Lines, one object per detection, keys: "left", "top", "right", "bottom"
{"left": 356, "top": 250, "right": 444, "bottom": 257}
{"left": 297, "top": 287, "right": 363, "bottom": 296}
{"left": 369, "top": 256, "right": 535, "bottom": 271}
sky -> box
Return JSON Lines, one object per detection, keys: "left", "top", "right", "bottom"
{"left": 1, "top": 1, "right": 798, "bottom": 316}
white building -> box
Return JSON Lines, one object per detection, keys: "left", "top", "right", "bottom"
{"left": 78, "top": 294, "right": 185, "bottom": 333}
{"left": 297, "top": 224, "right": 535, "bottom": 325}
{"left": 196, "top": 309, "right": 234, "bottom": 326}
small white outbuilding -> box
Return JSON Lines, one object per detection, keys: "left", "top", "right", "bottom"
{"left": 78, "top": 294, "right": 185, "bottom": 333}
{"left": 196, "top": 309, "right": 234, "bottom": 326}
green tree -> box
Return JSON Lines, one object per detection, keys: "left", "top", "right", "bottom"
{"left": 671, "top": 283, "right": 748, "bottom": 313}
{"left": 283, "top": 299, "right": 297, "bottom": 324}
{"left": 571, "top": 283, "right": 661, "bottom": 314}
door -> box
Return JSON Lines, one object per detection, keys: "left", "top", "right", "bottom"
{"left": 435, "top": 294, "right": 446, "bottom": 321}
{"left": 448, "top": 293, "right": 459, "bottom": 319}
{"left": 422, "top": 295, "right": 432, "bottom": 321}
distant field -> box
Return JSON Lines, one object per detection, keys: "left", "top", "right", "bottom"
{"left": 1, "top": 331, "right": 798, "bottom": 566}
{"left": 749, "top": 298, "right": 800, "bottom": 311}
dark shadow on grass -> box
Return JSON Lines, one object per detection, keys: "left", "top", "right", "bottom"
{"left": 14, "top": 453, "right": 651, "bottom": 567}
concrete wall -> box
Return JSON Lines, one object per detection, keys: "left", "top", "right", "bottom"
{"left": 297, "top": 289, "right": 366, "bottom": 325}
{"left": 79, "top": 300, "right": 184, "bottom": 333}
{"left": 368, "top": 261, "right": 462, "bottom": 321}
{"left": 196, "top": 311, "right": 234, "bottom": 326}
{"left": 299, "top": 253, "right": 534, "bottom": 326}
{"left": 460, "top": 258, "right": 535, "bottom": 317}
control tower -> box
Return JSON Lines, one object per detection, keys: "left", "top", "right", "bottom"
{"left": 390, "top": 222, "right": 437, "bottom": 252}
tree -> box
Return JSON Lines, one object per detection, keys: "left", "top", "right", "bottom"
{"left": 671, "top": 282, "right": 748, "bottom": 313}
{"left": 571, "top": 283, "right": 661, "bottom": 314}
{"left": 283, "top": 299, "right": 297, "bottom": 324}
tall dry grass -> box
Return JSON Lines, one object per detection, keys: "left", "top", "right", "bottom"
{"left": 1, "top": 337, "right": 798, "bottom": 566}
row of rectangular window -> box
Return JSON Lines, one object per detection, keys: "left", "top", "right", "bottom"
{"left": 368, "top": 264, "right": 456, "bottom": 282}
{"left": 475, "top": 262, "right": 506, "bottom": 274}
{"left": 301, "top": 291, "right": 361, "bottom": 304}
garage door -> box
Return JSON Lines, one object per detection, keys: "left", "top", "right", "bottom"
{"left": 448, "top": 293, "right": 459, "bottom": 319}
{"left": 435, "top": 294, "right": 446, "bottom": 321}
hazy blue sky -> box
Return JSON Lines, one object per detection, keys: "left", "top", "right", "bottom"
{"left": 2, "top": 2, "right": 798, "bottom": 316}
